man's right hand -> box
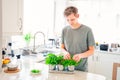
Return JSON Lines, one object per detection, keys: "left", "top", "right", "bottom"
{"left": 64, "top": 53, "right": 71, "bottom": 59}
{"left": 61, "top": 44, "right": 71, "bottom": 59}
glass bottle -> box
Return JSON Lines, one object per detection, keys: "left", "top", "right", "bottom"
{"left": 16, "top": 55, "right": 22, "bottom": 70}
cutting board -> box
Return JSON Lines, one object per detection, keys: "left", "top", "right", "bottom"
{"left": 4, "top": 68, "right": 20, "bottom": 73}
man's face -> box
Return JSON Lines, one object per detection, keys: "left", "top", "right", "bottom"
{"left": 66, "top": 13, "right": 79, "bottom": 27}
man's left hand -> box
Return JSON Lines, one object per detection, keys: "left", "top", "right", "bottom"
{"left": 72, "top": 54, "right": 81, "bottom": 62}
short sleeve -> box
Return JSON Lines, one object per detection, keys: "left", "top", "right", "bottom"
{"left": 61, "top": 29, "right": 64, "bottom": 44}
{"left": 87, "top": 29, "right": 95, "bottom": 47}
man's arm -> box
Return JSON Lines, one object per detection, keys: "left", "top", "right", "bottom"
{"left": 61, "top": 44, "right": 67, "bottom": 54}
{"left": 73, "top": 46, "right": 94, "bottom": 62}
{"left": 61, "top": 44, "right": 71, "bottom": 59}
{"left": 79, "top": 46, "right": 94, "bottom": 58}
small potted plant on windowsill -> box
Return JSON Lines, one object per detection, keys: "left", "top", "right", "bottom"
{"left": 22, "top": 33, "right": 33, "bottom": 56}
{"left": 23, "top": 33, "right": 32, "bottom": 49}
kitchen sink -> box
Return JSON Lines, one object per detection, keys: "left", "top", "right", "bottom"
{"left": 38, "top": 48, "right": 60, "bottom": 56}
{"left": 22, "top": 47, "right": 60, "bottom": 57}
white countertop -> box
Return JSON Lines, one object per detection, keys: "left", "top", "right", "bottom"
{"left": 0, "top": 55, "right": 106, "bottom": 80}
{"left": 95, "top": 50, "right": 120, "bottom": 55}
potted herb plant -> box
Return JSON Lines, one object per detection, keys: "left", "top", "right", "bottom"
{"left": 61, "top": 58, "right": 83, "bottom": 71}
{"left": 57, "top": 55, "right": 64, "bottom": 71}
{"left": 45, "top": 53, "right": 58, "bottom": 70}
{"left": 67, "top": 59, "right": 76, "bottom": 71}
{"left": 69, "top": 59, "right": 83, "bottom": 71}
{"left": 61, "top": 59, "right": 70, "bottom": 71}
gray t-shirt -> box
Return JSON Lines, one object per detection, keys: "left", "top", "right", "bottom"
{"left": 61, "top": 24, "right": 95, "bottom": 71}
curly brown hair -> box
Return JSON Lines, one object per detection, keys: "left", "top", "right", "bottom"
{"left": 64, "top": 6, "right": 78, "bottom": 17}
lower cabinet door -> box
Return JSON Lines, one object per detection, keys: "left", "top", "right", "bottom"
{"left": 88, "top": 52, "right": 120, "bottom": 80}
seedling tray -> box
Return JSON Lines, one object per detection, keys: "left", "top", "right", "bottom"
{"left": 49, "top": 70, "right": 74, "bottom": 74}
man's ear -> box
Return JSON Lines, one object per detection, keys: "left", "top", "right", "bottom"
{"left": 75, "top": 14, "right": 79, "bottom": 18}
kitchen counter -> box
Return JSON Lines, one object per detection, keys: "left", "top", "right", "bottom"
{"left": 0, "top": 55, "right": 106, "bottom": 80}
{"left": 95, "top": 50, "right": 120, "bottom": 55}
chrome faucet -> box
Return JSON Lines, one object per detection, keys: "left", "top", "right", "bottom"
{"left": 33, "top": 31, "right": 45, "bottom": 53}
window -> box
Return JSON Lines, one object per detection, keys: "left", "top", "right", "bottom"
{"left": 23, "top": 0, "right": 54, "bottom": 46}
{"left": 23, "top": 0, "right": 54, "bottom": 37}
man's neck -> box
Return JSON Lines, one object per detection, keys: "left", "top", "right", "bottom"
{"left": 71, "top": 23, "right": 81, "bottom": 29}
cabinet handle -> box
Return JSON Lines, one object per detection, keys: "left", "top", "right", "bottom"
{"left": 96, "top": 56, "right": 99, "bottom": 61}
{"left": 92, "top": 56, "right": 94, "bottom": 61}
{"left": 19, "top": 18, "right": 22, "bottom": 31}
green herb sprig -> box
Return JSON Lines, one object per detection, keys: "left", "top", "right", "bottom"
{"left": 45, "top": 53, "right": 58, "bottom": 65}
{"left": 45, "top": 53, "right": 83, "bottom": 66}
{"left": 24, "top": 33, "right": 32, "bottom": 44}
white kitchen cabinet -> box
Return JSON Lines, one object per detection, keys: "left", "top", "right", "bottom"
{"left": 117, "top": 68, "right": 120, "bottom": 80}
{"left": 88, "top": 53, "right": 98, "bottom": 73}
{"left": 88, "top": 51, "right": 120, "bottom": 80}
{"left": 0, "top": 0, "right": 2, "bottom": 72}
{"left": 2, "top": 0, "right": 23, "bottom": 34}
{"left": 2, "top": 0, "right": 23, "bottom": 46}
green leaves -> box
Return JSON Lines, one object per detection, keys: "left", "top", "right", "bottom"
{"left": 24, "top": 33, "right": 32, "bottom": 44}
{"left": 45, "top": 53, "right": 82, "bottom": 67}
{"left": 45, "top": 53, "right": 59, "bottom": 65}
{"left": 57, "top": 55, "right": 64, "bottom": 65}
{"left": 31, "top": 69, "right": 41, "bottom": 73}
{"left": 61, "top": 54, "right": 83, "bottom": 67}
{"left": 61, "top": 59, "right": 79, "bottom": 67}
{"left": 61, "top": 59, "right": 70, "bottom": 67}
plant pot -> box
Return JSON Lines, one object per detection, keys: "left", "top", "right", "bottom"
{"left": 63, "top": 66, "right": 69, "bottom": 71}
{"left": 58, "top": 65, "right": 64, "bottom": 71}
{"left": 68, "top": 65, "right": 75, "bottom": 71}
{"left": 49, "top": 65, "right": 56, "bottom": 70}
{"left": 7, "top": 63, "right": 18, "bottom": 71}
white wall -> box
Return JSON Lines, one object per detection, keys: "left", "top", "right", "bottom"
{"left": 54, "top": 0, "right": 120, "bottom": 44}
{"left": 23, "top": 0, "right": 54, "bottom": 36}
{"left": 54, "top": 0, "right": 67, "bottom": 36}
{"left": 0, "top": 0, "right": 2, "bottom": 72}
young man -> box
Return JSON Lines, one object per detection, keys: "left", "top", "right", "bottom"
{"left": 61, "top": 6, "right": 95, "bottom": 71}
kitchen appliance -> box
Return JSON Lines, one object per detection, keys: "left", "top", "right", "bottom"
{"left": 100, "top": 44, "right": 109, "bottom": 51}
{"left": 109, "top": 43, "right": 119, "bottom": 52}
